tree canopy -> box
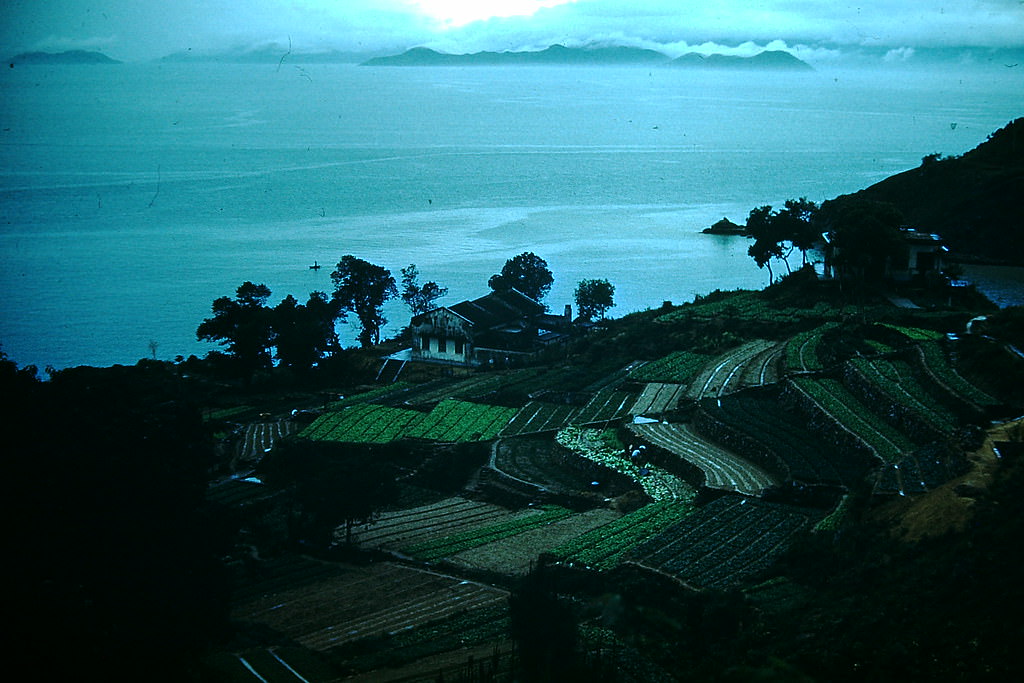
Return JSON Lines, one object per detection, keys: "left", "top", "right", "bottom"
{"left": 745, "top": 198, "right": 820, "bottom": 284}
{"left": 574, "top": 278, "right": 615, "bottom": 321}
{"left": 488, "top": 252, "right": 554, "bottom": 302}
{"left": 272, "top": 291, "right": 341, "bottom": 370}
{"left": 331, "top": 255, "right": 398, "bottom": 347}
{"left": 400, "top": 264, "right": 448, "bottom": 316}
{"left": 196, "top": 281, "right": 275, "bottom": 375}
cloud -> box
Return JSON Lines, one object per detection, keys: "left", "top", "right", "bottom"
{"left": 1, "top": 0, "right": 1021, "bottom": 62}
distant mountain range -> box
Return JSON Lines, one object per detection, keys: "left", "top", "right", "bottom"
{"left": 7, "top": 50, "right": 121, "bottom": 65}
{"left": 363, "top": 45, "right": 813, "bottom": 70}
{"left": 158, "top": 46, "right": 370, "bottom": 64}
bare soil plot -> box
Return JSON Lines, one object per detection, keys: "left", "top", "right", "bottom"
{"left": 631, "top": 421, "right": 777, "bottom": 495}
{"left": 686, "top": 339, "right": 780, "bottom": 399}
{"left": 631, "top": 382, "right": 687, "bottom": 416}
{"left": 233, "top": 420, "right": 298, "bottom": 469}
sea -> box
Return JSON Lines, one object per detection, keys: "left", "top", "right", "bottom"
{"left": 1, "top": 62, "right": 1022, "bottom": 370}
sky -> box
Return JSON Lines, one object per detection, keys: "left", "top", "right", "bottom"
{"left": 1, "top": 0, "right": 1023, "bottom": 62}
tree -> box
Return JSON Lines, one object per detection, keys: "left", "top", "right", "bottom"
{"left": 574, "top": 278, "right": 615, "bottom": 321}
{"left": 330, "top": 255, "right": 398, "bottom": 347}
{"left": 488, "top": 251, "right": 554, "bottom": 302}
{"left": 400, "top": 264, "right": 448, "bottom": 316}
{"left": 746, "top": 205, "right": 785, "bottom": 284}
{"left": 779, "top": 197, "right": 820, "bottom": 266}
{"left": 196, "top": 281, "right": 275, "bottom": 375}
{"left": 272, "top": 291, "right": 341, "bottom": 370}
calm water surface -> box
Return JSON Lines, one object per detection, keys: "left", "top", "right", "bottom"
{"left": 1, "top": 63, "right": 1021, "bottom": 369}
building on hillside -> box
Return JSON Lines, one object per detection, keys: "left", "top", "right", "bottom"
{"left": 410, "top": 289, "right": 572, "bottom": 367}
{"left": 822, "top": 227, "right": 949, "bottom": 282}
{"left": 887, "top": 229, "right": 949, "bottom": 282}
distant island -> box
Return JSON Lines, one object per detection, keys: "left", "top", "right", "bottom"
{"left": 363, "top": 45, "right": 813, "bottom": 70}
{"left": 7, "top": 50, "right": 121, "bottom": 65}
{"left": 702, "top": 217, "right": 749, "bottom": 235}
{"left": 159, "top": 45, "right": 368, "bottom": 64}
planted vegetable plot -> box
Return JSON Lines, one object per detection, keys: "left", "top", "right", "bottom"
{"left": 448, "top": 509, "right": 620, "bottom": 575}
{"left": 916, "top": 341, "right": 999, "bottom": 409}
{"left": 403, "top": 399, "right": 518, "bottom": 442}
{"left": 628, "top": 495, "right": 819, "bottom": 590}
{"left": 492, "top": 436, "right": 633, "bottom": 497}
{"left": 301, "top": 399, "right": 517, "bottom": 444}
{"left": 234, "top": 420, "right": 297, "bottom": 465}
{"left": 630, "top": 422, "right": 777, "bottom": 495}
{"left": 628, "top": 351, "right": 709, "bottom": 384}
{"left": 299, "top": 403, "right": 425, "bottom": 443}
{"left": 403, "top": 505, "right": 573, "bottom": 561}
{"left": 231, "top": 559, "right": 507, "bottom": 652}
{"left": 571, "top": 386, "right": 638, "bottom": 425}
{"left": 398, "top": 368, "right": 544, "bottom": 406}
{"left": 552, "top": 501, "right": 694, "bottom": 570}
{"left": 783, "top": 322, "right": 839, "bottom": 372}
{"left": 350, "top": 497, "right": 511, "bottom": 551}
{"left": 847, "top": 357, "right": 958, "bottom": 434}
{"left": 557, "top": 427, "right": 696, "bottom": 502}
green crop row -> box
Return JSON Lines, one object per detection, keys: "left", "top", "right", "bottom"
{"left": 403, "top": 399, "right": 518, "bottom": 442}
{"left": 792, "top": 378, "right": 914, "bottom": 463}
{"left": 919, "top": 342, "right": 999, "bottom": 407}
{"left": 552, "top": 501, "right": 693, "bottom": 570}
{"left": 849, "top": 357, "right": 957, "bottom": 433}
{"left": 402, "top": 505, "right": 573, "bottom": 561}
{"left": 628, "top": 351, "right": 710, "bottom": 384}
{"left": 876, "top": 323, "right": 945, "bottom": 342}
{"left": 784, "top": 322, "right": 839, "bottom": 372}
{"left": 299, "top": 403, "right": 425, "bottom": 443}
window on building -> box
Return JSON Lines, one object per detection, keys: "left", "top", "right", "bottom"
{"left": 454, "top": 339, "right": 464, "bottom": 354}
{"left": 422, "top": 335, "right": 431, "bottom": 352}
{"left": 438, "top": 337, "right": 448, "bottom": 353}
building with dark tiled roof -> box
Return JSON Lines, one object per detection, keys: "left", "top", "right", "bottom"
{"left": 410, "top": 289, "right": 571, "bottom": 366}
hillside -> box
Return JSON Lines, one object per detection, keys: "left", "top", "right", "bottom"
{"left": 7, "top": 50, "right": 121, "bottom": 65}
{"left": 835, "top": 117, "right": 1024, "bottom": 264}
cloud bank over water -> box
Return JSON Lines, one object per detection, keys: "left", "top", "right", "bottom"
{"left": 1, "top": 0, "right": 1022, "bottom": 62}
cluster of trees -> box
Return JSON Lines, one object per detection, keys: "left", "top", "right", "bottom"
{"left": 745, "top": 195, "right": 912, "bottom": 289}
{"left": 198, "top": 252, "right": 616, "bottom": 371}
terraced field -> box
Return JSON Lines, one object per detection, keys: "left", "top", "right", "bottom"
{"left": 349, "top": 497, "right": 513, "bottom": 551}
{"left": 233, "top": 420, "right": 298, "bottom": 469}
{"left": 630, "top": 421, "right": 777, "bottom": 495}
{"left": 499, "top": 401, "right": 579, "bottom": 436}
{"left": 449, "top": 508, "right": 620, "bottom": 575}
{"left": 630, "top": 382, "right": 687, "bottom": 416}
{"left": 699, "top": 392, "right": 862, "bottom": 487}
{"left": 687, "top": 339, "right": 782, "bottom": 399}
{"left": 231, "top": 558, "right": 507, "bottom": 652}
{"left": 628, "top": 495, "right": 820, "bottom": 590}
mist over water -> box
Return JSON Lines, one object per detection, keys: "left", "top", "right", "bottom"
{"left": 1, "top": 63, "right": 1021, "bottom": 369}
